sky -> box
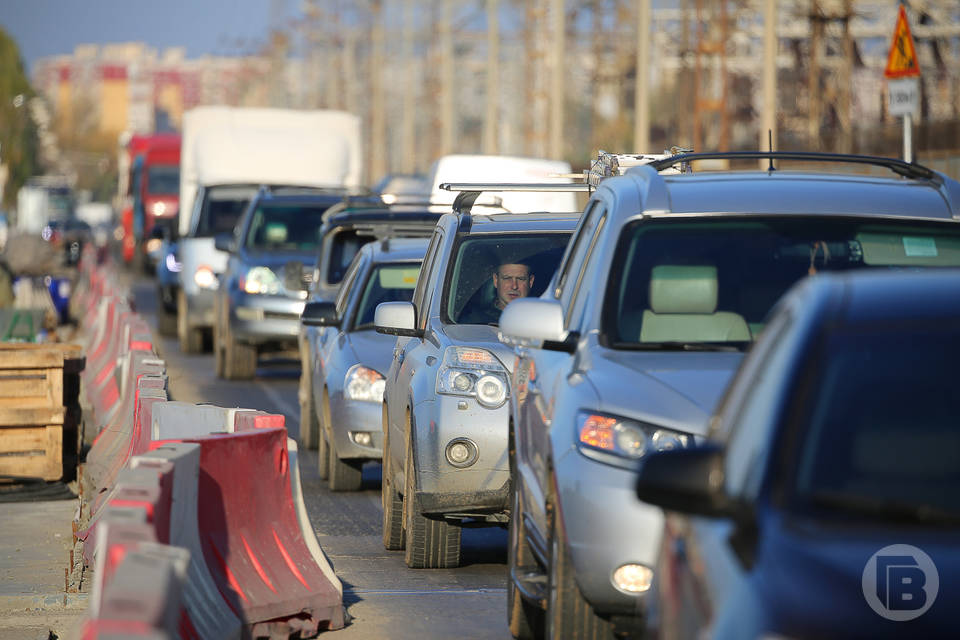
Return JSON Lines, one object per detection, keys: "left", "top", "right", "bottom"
{"left": 1, "top": 0, "right": 276, "bottom": 71}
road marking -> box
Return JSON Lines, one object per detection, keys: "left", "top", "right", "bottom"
{"left": 258, "top": 379, "right": 300, "bottom": 423}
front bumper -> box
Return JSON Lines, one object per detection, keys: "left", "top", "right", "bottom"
{"left": 553, "top": 446, "right": 665, "bottom": 615}
{"left": 229, "top": 292, "right": 305, "bottom": 345}
{"left": 410, "top": 394, "right": 511, "bottom": 516}
{"left": 328, "top": 394, "right": 384, "bottom": 460}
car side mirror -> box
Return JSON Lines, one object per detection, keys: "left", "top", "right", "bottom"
{"left": 635, "top": 444, "right": 742, "bottom": 519}
{"left": 375, "top": 301, "right": 421, "bottom": 337}
{"left": 214, "top": 232, "right": 236, "bottom": 253}
{"left": 499, "top": 299, "right": 575, "bottom": 352}
{"left": 301, "top": 301, "right": 339, "bottom": 327}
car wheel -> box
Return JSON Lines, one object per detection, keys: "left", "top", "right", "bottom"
{"left": 156, "top": 290, "right": 177, "bottom": 337}
{"left": 545, "top": 490, "right": 613, "bottom": 640}
{"left": 508, "top": 479, "right": 544, "bottom": 639}
{"left": 176, "top": 289, "right": 203, "bottom": 353}
{"left": 223, "top": 321, "right": 257, "bottom": 380}
{"left": 381, "top": 407, "right": 404, "bottom": 551}
{"left": 298, "top": 339, "right": 319, "bottom": 449}
{"left": 403, "top": 416, "right": 461, "bottom": 569}
{"left": 212, "top": 309, "right": 225, "bottom": 378}
{"left": 317, "top": 427, "right": 330, "bottom": 480}
{"left": 325, "top": 391, "right": 362, "bottom": 491}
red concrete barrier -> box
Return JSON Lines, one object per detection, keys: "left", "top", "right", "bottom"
{"left": 158, "top": 424, "right": 345, "bottom": 636}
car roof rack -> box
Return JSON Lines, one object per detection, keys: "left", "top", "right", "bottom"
{"left": 646, "top": 151, "right": 939, "bottom": 181}
{"left": 439, "top": 148, "right": 693, "bottom": 214}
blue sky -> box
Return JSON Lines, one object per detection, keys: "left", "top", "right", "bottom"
{"left": 2, "top": 0, "right": 275, "bottom": 71}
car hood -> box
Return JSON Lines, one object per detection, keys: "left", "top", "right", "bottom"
{"left": 346, "top": 330, "right": 398, "bottom": 377}
{"left": 586, "top": 350, "right": 743, "bottom": 435}
{"left": 241, "top": 251, "right": 317, "bottom": 272}
{"left": 439, "top": 323, "right": 517, "bottom": 372}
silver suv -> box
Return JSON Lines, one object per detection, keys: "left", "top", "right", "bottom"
{"left": 375, "top": 211, "right": 577, "bottom": 568}
{"left": 498, "top": 151, "right": 960, "bottom": 638}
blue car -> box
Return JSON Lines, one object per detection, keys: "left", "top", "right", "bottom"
{"left": 636, "top": 269, "right": 960, "bottom": 639}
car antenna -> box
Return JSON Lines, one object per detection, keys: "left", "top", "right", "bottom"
{"left": 767, "top": 130, "right": 776, "bottom": 172}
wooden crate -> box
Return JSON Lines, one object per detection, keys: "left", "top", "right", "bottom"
{"left": 0, "top": 343, "right": 84, "bottom": 482}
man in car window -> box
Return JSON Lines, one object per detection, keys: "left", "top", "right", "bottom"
{"left": 460, "top": 261, "right": 534, "bottom": 325}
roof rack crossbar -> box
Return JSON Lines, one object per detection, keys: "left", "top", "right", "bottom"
{"left": 647, "top": 151, "right": 938, "bottom": 181}
{"left": 440, "top": 182, "right": 591, "bottom": 192}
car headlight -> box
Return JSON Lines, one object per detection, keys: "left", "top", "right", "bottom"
{"left": 345, "top": 365, "right": 385, "bottom": 402}
{"left": 243, "top": 266, "right": 281, "bottom": 295}
{"left": 576, "top": 411, "right": 692, "bottom": 463}
{"left": 194, "top": 265, "right": 219, "bottom": 289}
{"left": 151, "top": 201, "right": 166, "bottom": 216}
{"left": 165, "top": 252, "right": 182, "bottom": 273}
{"left": 436, "top": 346, "right": 509, "bottom": 409}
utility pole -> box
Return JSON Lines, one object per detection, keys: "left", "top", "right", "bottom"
{"left": 370, "top": 0, "right": 387, "bottom": 180}
{"left": 440, "top": 0, "right": 455, "bottom": 156}
{"left": 548, "top": 0, "right": 564, "bottom": 160}
{"left": 808, "top": 0, "right": 823, "bottom": 150}
{"left": 838, "top": 0, "right": 854, "bottom": 154}
{"left": 760, "top": 0, "right": 777, "bottom": 165}
{"left": 634, "top": 0, "right": 651, "bottom": 152}
{"left": 483, "top": 0, "right": 500, "bottom": 155}
{"left": 401, "top": 0, "right": 417, "bottom": 170}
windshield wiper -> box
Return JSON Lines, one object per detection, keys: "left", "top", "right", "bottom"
{"left": 614, "top": 341, "right": 747, "bottom": 352}
{"left": 806, "top": 490, "right": 960, "bottom": 525}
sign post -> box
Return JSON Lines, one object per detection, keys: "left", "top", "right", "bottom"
{"left": 884, "top": 4, "right": 921, "bottom": 163}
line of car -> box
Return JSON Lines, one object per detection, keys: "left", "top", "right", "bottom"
{"left": 160, "top": 149, "right": 960, "bottom": 639}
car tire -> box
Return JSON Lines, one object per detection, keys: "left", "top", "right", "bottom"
{"left": 156, "top": 292, "right": 177, "bottom": 337}
{"left": 298, "top": 339, "right": 319, "bottom": 449}
{"left": 325, "top": 391, "right": 362, "bottom": 491}
{"left": 381, "top": 407, "right": 404, "bottom": 551}
{"left": 176, "top": 289, "right": 203, "bottom": 354}
{"left": 403, "top": 423, "right": 461, "bottom": 569}
{"left": 317, "top": 427, "right": 329, "bottom": 481}
{"left": 223, "top": 321, "right": 257, "bottom": 380}
{"left": 212, "top": 308, "right": 225, "bottom": 378}
{"left": 545, "top": 489, "right": 613, "bottom": 640}
{"left": 508, "top": 480, "right": 544, "bottom": 639}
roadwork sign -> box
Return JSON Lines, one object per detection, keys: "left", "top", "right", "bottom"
{"left": 888, "top": 77, "right": 919, "bottom": 117}
{"left": 885, "top": 5, "right": 921, "bottom": 78}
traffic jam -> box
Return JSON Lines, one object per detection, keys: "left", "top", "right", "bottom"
{"left": 2, "top": 2, "right": 959, "bottom": 640}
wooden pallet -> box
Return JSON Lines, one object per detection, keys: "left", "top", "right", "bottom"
{"left": 0, "top": 343, "right": 84, "bottom": 482}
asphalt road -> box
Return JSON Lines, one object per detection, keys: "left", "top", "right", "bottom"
{"left": 132, "top": 278, "right": 512, "bottom": 639}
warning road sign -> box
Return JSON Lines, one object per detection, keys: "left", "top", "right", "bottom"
{"left": 885, "top": 5, "right": 921, "bottom": 78}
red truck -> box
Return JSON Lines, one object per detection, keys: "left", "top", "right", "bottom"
{"left": 119, "top": 133, "right": 181, "bottom": 270}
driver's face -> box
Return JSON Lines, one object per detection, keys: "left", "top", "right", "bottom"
{"left": 493, "top": 263, "right": 533, "bottom": 309}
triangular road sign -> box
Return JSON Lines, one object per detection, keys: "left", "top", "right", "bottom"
{"left": 885, "top": 5, "right": 921, "bottom": 78}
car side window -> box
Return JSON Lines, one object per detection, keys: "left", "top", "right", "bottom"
{"left": 721, "top": 309, "right": 796, "bottom": 501}
{"left": 554, "top": 200, "right": 602, "bottom": 299}
{"left": 335, "top": 257, "right": 364, "bottom": 317}
{"left": 563, "top": 209, "right": 607, "bottom": 328}
{"left": 413, "top": 229, "right": 443, "bottom": 329}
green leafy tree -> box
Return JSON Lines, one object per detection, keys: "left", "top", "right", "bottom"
{"left": 0, "top": 28, "right": 40, "bottom": 210}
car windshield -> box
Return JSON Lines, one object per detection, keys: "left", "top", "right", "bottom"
{"left": 605, "top": 218, "right": 960, "bottom": 349}
{"left": 445, "top": 232, "right": 571, "bottom": 325}
{"left": 326, "top": 229, "right": 369, "bottom": 285}
{"left": 146, "top": 166, "right": 179, "bottom": 195}
{"left": 793, "top": 328, "right": 960, "bottom": 523}
{"left": 352, "top": 262, "right": 421, "bottom": 330}
{"left": 195, "top": 186, "right": 256, "bottom": 237}
{"left": 245, "top": 204, "right": 331, "bottom": 252}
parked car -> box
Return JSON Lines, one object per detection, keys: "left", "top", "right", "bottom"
{"left": 635, "top": 268, "right": 960, "bottom": 639}
{"left": 213, "top": 188, "right": 344, "bottom": 379}
{"left": 298, "top": 203, "right": 443, "bottom": 450}
{"left": 302, "top": 238, "right": 428, "bottom": 490}
{"left": 498, "top": 151, "right": 960, "bottom": 639}
{"left": 375, "top": 210, "right": 578, "bottom": 568}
